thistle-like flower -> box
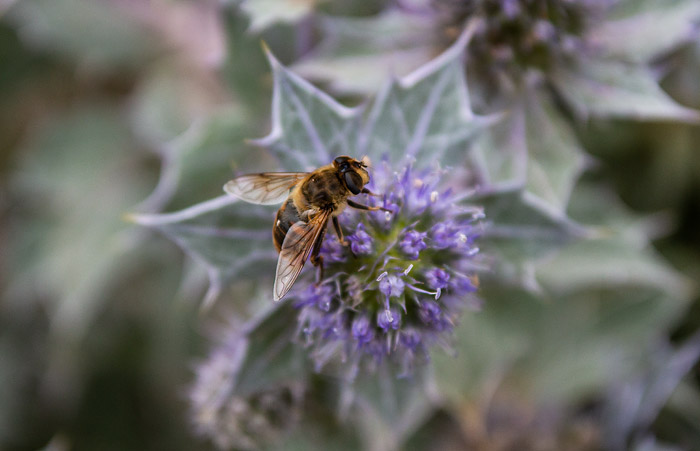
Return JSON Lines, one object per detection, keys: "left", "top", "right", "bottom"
{"left": 434, "top": 0, "right": 611, "bottom": 87}
{"left": 189, "top": 326, "right": 304, "bottom": 450}
{"left": 135, "top": 31, "right": 487, "bottom": 382}
{"left": 295, "top": 162, "right": 483, "bottom": 376}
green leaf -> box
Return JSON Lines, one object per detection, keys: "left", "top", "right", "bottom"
{"left": 129, "top": 196, "right": 278, "bottom": 307}
{"left": 521, "top": 287, "right": 686, "bottom": 403}
{"left": 292, "top": 11, "right": 437, "bottom": 94}
{"left": 433, "top": 296, "right": 528, "bottom": 403}
{"left": 191, "top": 301, "right": 310, "bottom": 450}
{"left": 253, "top": 28, "right": 489, "bottom": 169}
{"left": 437, "top": 281, "right": 687, "bottom": 407}
{"left": 470, "top": 92, "right": 586, "bottom": 211}
{"left": 535, "top": 238, "right": 693, "bottom": 300}
{"left": 471, "top": 188, "right": 584, "bottom": 264}
{"left": 524, "top": 93, "right": 587, "bottom": 210}
{"left": 129, "top": 66, "right": 227, "bottom": 148}
{"left": 603, "top": 332, "right": 700, "bottom": 450}
{"left": 466, "top": 187, "right": 585, "bottom": 291}
{"left": 552, "top": 59, "right": 700, "bottom": 122}
{"left": 350, "top": 369, "right": 437, "bottom": 451}
{"left": 469, "top": 109, "right": 527, "bottom": 191}
{"left": 594, "top": 0, "right": 700, "bottom": 63}
{"left": 239, "top": 0, "right": 317, "bottom": 33}
{"left": 359, "top": 24, "right": 491, "bottom": 168}
{"left": 252, "top": 46, "right": 363, "bottom": 170}
{"left": 139, "top": 106, "right": 255, "bottom": 212}
{"left": 6, "top": 107, "right": 152, "bottom": 340}
{"left": 6, "top": 0, "right": 155, "bottom": 70}
{"left": 232, "top": 301, "right": 309, "bottom": 396}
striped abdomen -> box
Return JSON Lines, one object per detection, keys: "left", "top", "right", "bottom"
{"left": 273, "top": 197, "right": 301, "bottom": 252}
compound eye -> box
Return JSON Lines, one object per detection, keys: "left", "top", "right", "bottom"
{"left": 339, "top": 162, "right": 349, "bottom": 171}
{"left": 344, "top": 171, "right": 363, "bottom": 195}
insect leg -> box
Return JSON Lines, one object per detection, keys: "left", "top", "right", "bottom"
{"left": 332, "top": 216, "right": 349, "bottom": 246}
{"left": 310, "top": 223, "right": 327, "bottom": 283}
{"left": 347, "top": 199, "right": 392, "bottom": 213}
{"left": 360, "top": 187, "right": 381, "bottom": 196}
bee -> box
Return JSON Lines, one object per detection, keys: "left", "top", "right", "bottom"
{"left": 224, "top": 156, "right": 390, "bottom": 301}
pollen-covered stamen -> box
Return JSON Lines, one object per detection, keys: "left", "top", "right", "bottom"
{"left": 377, "top": 307, "right": 401, "bottom": 331}
{"left": 378, "top": 273, "right": 405, "bottom": 299}
{"left": 406, "top": 282, "right": 442, "bottom": 300}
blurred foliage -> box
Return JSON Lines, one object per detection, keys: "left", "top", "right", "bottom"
{"left": 1, "top": 1, "right": 700, "bottom": 451}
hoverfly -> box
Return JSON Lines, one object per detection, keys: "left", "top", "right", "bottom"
{"left": 224, "top": 156, "right": 391, "bottom": 301}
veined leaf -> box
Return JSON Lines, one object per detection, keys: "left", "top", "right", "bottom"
{"left": 593, "top": 0, "right": 700, "bottom": 64}
{"left": 465, "top": 187, "right": 585, "bottom": 292}
{"left": 552, "top": 59, "right": 700, "bottom": 122}
{"left": 536, "top": 238, "right": 693, "bottom": 300}
{"left": 7, "top": 107, "right": 152, "bottom": 340}
{"left": 251, "top": 45, "right": 363, "bottom": 170}
{"left": 6, "top": 0, "right": 155, "bottom": 70}
{"left": 350, "top": 369, "right": 437, "bottom": 451}
{"left": 471, "top": 188, "right": 585, "bottom": 263}
{"left": 359, "top": 23, "right": 491, "bottom": 168}
{"left": 524, "top": 93, "right": 587, "bottom": 210}
{"left": 139, "top": 106, "right": 253, "bottom": 212}
{"left": 239, "top": 0, "right": 317, "bottom": 33}
{"left": 436, "top": 280, "right": 688, "bottom": 407}
{"left": 129, "top": 196, "right": 278, "bottom": 307}
{"left": 231, "top": 301, "right": 309, "bottom": 396}
{"left": 470, "top": 92, "right": 587, "bottom": 212}
{"left": 293, "top": 10, "right": 437, "bottom": 94}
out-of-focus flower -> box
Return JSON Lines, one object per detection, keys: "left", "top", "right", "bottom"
{"left": 297, "top": 163, "right": 483, "bottom": 376}
{"left": 189, "top": 324, "right": 304, "bottom": 450}
{"left": 433, "top": 0, "right": 612, "bottom": 91}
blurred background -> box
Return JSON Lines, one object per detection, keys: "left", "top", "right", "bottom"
{"left": 1, "top": 1, "right": 699, "bottom": 450}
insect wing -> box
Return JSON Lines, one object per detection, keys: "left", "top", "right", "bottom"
{"left": 273, "top": 210, "right": 331, "bottom": 301}
{"left": 224, "top": 172, "right": 307, "bottom": 205}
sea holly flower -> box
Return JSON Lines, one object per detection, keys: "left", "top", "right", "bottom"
{"left": 133, "top": 30, "right": 494, "bottom": 377}
{"left": 134, "top": 33, "right": 582, "bottom": 451}
{"left": 292, "top": 161, "right": 483, "bottom": 374}
{"left": 188, "top": 309, "right": 306, "bottom": 450}
{"left": 130, "top": 22, "right": 587, "bottom": 392}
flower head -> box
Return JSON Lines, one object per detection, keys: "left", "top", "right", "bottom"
{"left": 292, "top": 162, "right": 483, "bottom": 376}
{"left": 189, "top": 327, "right": 304, "bottom": 449}
{"left": 434, "top": 0, "right": 612, "bottom": 84}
